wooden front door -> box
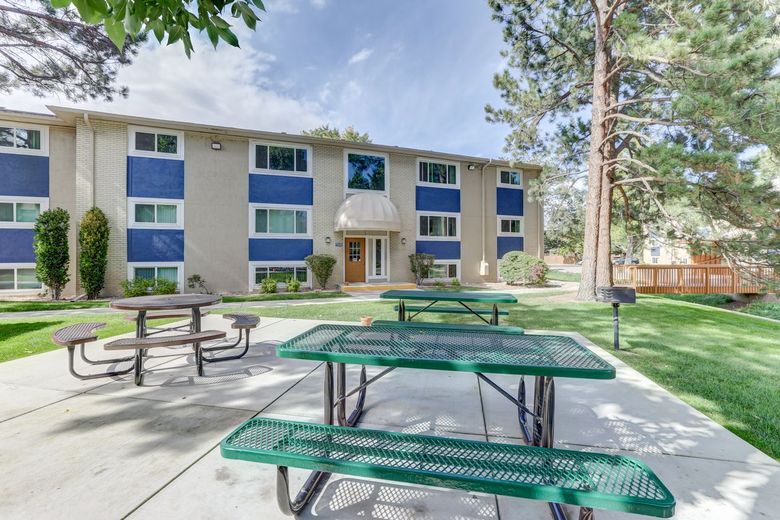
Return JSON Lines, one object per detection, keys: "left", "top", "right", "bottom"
{"left": 345, "top": 238, "right": 366, "bottom": 283}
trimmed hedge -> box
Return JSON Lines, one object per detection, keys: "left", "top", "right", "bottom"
{"left": 499, "top": 251, "right": 549, "bottom": 285}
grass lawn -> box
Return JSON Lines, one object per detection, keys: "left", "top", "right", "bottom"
{"left": 0, "top": 315, "right": 178, "bottom": 363}
{"left": 547, "top": 269, "right": 581, "bottom": 283}
{"left": 244, "top": 293, "right": 780, "bottom": 460}
{"left": 663, "top": 293, "right": 780, "bottom": 321}
{"left": 221, "top": 291, "right": 350, "bottom": 303}
{"left": 0, "top": 300, "right": 110, "bottom": 312}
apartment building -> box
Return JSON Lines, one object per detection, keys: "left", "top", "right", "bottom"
{"left": 0, "top": 107, "right": 543, "bottom": 296}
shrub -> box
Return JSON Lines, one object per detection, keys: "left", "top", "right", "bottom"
{"left": 153, "top": 278, "right": 177, "bottom": 295}
{"left": 499, "top": 251, "right": 549, "bottom": 285}
{"left": 187, "top": 274, "right": 211, "bottom": 294}
{"left": 121, "top": 278, "right": 152, "bottom": 297}
{"left": 451, "top": 278, "right": 461, "bottom": 288}
{"left": 79, "top": 207, "right": 110, "bottom": 299}
{"left": 305, "top": 254, "right": 337, "bottom": 289}
{"left": 433, "top": 280, "right": 445, "bottom": 288}
{"left": 33, "top": 208, "right": 70, "bottom": 300}
{"left": 121, "top": 277, "right": 177, "bottom": 297}
{"left": 286, "top": 277, "right": 301, "bottom": 293}
{"left": 409, "top": 253, "right": 435, "bottom": 285}
{"left": 260, "top": 277, "right": 278, "bottom": 293}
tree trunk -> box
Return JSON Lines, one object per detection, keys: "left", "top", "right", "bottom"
{"left": 577, "top": 0, "right": 611, "bottom": 301}
{"left": 596, "top": 166, "right": 614, "bottom": 288}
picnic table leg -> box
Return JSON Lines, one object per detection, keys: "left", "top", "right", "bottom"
{"left": 336, "top": 363, "right": 367, "bottom": 427}
{"left": 491, "top": 304, "right": 499, "bottom": 325}
{"left": 192, "top": 307, "right": 205, "bottom": 376}
{"left": 276, "top": 362, "right": 335, "bottom": 514}
{"left": 398, "top": 300, "right": 405, "bottom": 321}
{"left": 536, "top": 377, "right": 567, "bottom": 520}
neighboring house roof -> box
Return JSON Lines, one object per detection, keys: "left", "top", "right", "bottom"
{"left": 0, "top": 106, "right": 542, "bottom": 171}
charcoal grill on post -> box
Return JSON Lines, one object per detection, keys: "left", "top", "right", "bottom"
{"left": 596, "top": 286, "right": 636, "bottom": 350}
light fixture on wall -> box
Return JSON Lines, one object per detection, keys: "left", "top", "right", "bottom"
{"left": 467, "top": 164, "right": 476, "bottom": 171}
{"left": 325, "top": 236, "right": 332, "bottom": 244}
{"left": 211, "top": 141, "right": 222, "bottom": 151}
{"left": 401, "top": 237, "right": 407, "bottom": 245}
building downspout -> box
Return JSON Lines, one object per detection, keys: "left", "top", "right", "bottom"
{"left": 479, "top": 159, "right": 492, "bottom": 277}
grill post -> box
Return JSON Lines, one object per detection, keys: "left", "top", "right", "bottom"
{"left": 596, "top": 287, "right": 636, "bottom": 351}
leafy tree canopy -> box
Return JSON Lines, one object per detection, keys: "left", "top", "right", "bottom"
{"left": 303, "top": 124, "right": 372, "bottom": 143}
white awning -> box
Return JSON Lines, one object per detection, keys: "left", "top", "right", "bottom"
{"left": 334, "top": 193, "right": 401, "bottom": 232}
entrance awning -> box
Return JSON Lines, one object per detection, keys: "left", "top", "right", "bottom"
{"left": 334, "top": 193, "right": 401, "bottom": 232}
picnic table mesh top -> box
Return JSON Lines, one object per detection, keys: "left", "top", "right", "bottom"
{"left": 277, "top": 324, "right": 615, "bottom": 379}
{"left": 221, "top": 418, "right": 674, "bottom": 517}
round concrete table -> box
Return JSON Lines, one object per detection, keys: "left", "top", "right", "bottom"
{"left": 111, "top": 294, "right": 222, "bottom": 339}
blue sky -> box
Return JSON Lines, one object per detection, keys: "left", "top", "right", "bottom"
{"left": 4, "top": 0, "right": 512, "bottom": 158}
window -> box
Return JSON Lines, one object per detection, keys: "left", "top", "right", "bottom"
{"left": 0, "top": 197, "right": 48, "bottom": 228}
{"left": 497, "top": 216, "right": 523, "bottom": 236}
{"left": 127, "top": 263, "right": 183, "bottom": 288}
{"left": 417, "top": 159, "right": 459, "bottom": 188}
{"left": 0, "top": 265, "right": 42, "bottom": 291}
{"left": 251, "top": 141, "right": 310, "bottom": 175}
{"left": 651, "top": 246, "right": 661, "bottom": 257}
{"left": 418, "top": 212, "right": 459, "bottom": 239}
{"left": 428, "top": 261, "right": 460, "bottom": 280}
{"left": 251, "top": 262, "right": 310, "bottom": 289}
{"left": 128, "top": 198, "right": 183, "bottom": 228}
{"left": 498, "top": 169, "right": 523, "bottom": 188}
{"left": 0, "top": 122, "right": 47, "bottom": 156}
{"left": 128, "top": 126, "right": 183, "bottom": 159}
{"left": 345, "top": 150, "right": 387, "bottom": 193}
{"left": 251, "top": 205, "right": 311, "bottom": 237}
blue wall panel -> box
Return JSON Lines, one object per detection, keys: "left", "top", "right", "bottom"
{"left": 249, "top": 238, "right": 313, "bottom": 261}
{"left": 497, "top": 236, "right": 524, "bottom": 259}
{"left": 416, "top": 240, "right": 461, "bottom": 259}
{"left": 127, "top": 157, "right": 185, "bottom": 199}
{"left": 249, "top": 174, "right": 313, "bottom": 205}
{"left": 0, "top": 153, "right": 49, "bottom": 197}
{"left": 127, "top": 229, "right": 184, "bottom": 262}
{"left": 0, "top": 229, "right": 36, "bottom": 263}
{"left": 415, "top": 186, "right": 461, "bottom": 213}
{"left": 496, "top": 188, "right": 523, "bottom": 216}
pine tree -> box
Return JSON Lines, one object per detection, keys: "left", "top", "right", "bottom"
{"left": 488, "top": 0, "right": 780, "bottom": 299}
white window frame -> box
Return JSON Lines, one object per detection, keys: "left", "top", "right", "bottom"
{"left": 427, "top": 259, "right": 461, "bottom": 281}
{"left": 416, "top": 210, "right": 460, "bottom": 241}
{"left": 497, "top": 215, "right": 524, "bottom": 236}
{"left": 127, "top": 197, "right": 184, "bottom": 229}
{"left": 367, "top": 236, "right": 390, "bottom": 280}
{"left": 0, "top": 263, "right": 43, "bottom": 293}
{"left": 128, "top": 125, "right": 184, "bottom": 160}
{"left": 416, "top": 157, "right": 460, "bottom": 189}
{"left": 0, "top": 196, "right": 49, "bottom": 229}
{"left": 344, "top": 149, "right": 390, "bottom": 196}
{"left": 249, "top": 203, "right": 312, "bottom": 239}
{"left": 496, "top": 168, "right": 523, "bottom": 189}
{"left": 127, "top": 262, "right": 184, "bottom": 289}
{"left": 249, "top": 140, "right": 312, "bottom": 177}
{"left": 0, "top": 121, "right": 49, "bottom": 156}
{"left": 248, "top": 261, "right": 311, "bottom": 291}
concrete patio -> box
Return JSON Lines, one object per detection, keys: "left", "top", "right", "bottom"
{"left": 0, "top": 314, "right": 777, "bottom": 519}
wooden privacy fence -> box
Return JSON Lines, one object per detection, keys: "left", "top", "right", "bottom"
{"left": 613, "top": 265, "right": 778, "bottom": 294}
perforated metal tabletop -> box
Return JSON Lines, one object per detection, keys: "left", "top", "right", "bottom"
{"left": 277, "top": 324, "right": 615, "bottom": 379}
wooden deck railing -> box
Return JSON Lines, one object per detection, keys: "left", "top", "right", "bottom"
{"left": 613, "top": 265, "right": 778, "bottom": 294}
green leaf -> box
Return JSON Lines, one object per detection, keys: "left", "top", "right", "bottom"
{"left": 50, "top": 0, "right": 72, "bottom": 9}
{"left": 167, "top": 25, "right": 184, "bottom": 45}
{"left": 250, "top": 0, "right": 265, "bottom": 11}
{"left": 123, "top": 4, "right": 142, "bottom": 34}
{"left": 103, "top": 18, "right": 127, "bottom": 49}
{"left": 206, "top": 24, "right": 219, "bottom": 48}
{"left": 71, "top": 0, "right": 103, "bottom": 23}
{"left": 217, "top": 27, "right": 239, "bottom": 47}
{"left": 211, "top": 15, "right": 230, "bottom": 29}
{"left": 150, "top": 19, "right": 165, "bottom": 42}
{"left": 85, "top": 0, "right": 109, "bottom": 15}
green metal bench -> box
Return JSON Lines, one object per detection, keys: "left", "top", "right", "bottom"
{"left": 221, "top": 417, "right": 675, "bottom": 518}
{"left": 372, "top": 319, "right": 524, "bottom": 334}
{"left": 394, "top": 304, "right": 509, "bottom": 316}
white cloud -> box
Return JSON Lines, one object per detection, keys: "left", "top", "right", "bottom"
{"left": 310, "top": 0, "right": 327, "bottom": 8}
{"left": 2, "top": 35, "right": 326, "bottom": 134}
{"left": 347, "top": 48, "right": 373, "bottom": 65}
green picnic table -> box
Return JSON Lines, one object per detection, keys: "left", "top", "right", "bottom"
{"left": 380, "top": 289, "right": 518, "bottom": 325}
{"left": 221, "top": 323, "right": 675, "bottom": 518}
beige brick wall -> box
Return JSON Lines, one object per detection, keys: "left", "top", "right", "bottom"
{"left": 48, "top": 126, "right": 78, "bottom": 297}
{"left": 387, "top": 153, "right": 417, "bottom": 283}
{"left": 184, "top": 132, "right": 248, "bottom": 293}
{"left": 522, "top": 169, "right": 543, "bottom": 258}
{"left": 75, "top": 119, "right": 127, "bottom": 296}
{"left": 311, "top": 144, "right": 344, "bottom": 288}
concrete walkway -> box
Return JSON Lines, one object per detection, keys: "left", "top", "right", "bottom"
{"left": 0, "top": 315, "right": 776, "bottom": 519}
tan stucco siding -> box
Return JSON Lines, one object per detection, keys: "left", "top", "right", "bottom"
{"left": 183, "top": 132, "right": 249, "bottom": 294}
{"left": 48, "top": 126, "right": 78, "bottom": 296}
{"left": 522, "top": 169, "right": 543, "bottom": 258}
{"left": 387, "top": 153, "right": 417, "bottom": 283}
